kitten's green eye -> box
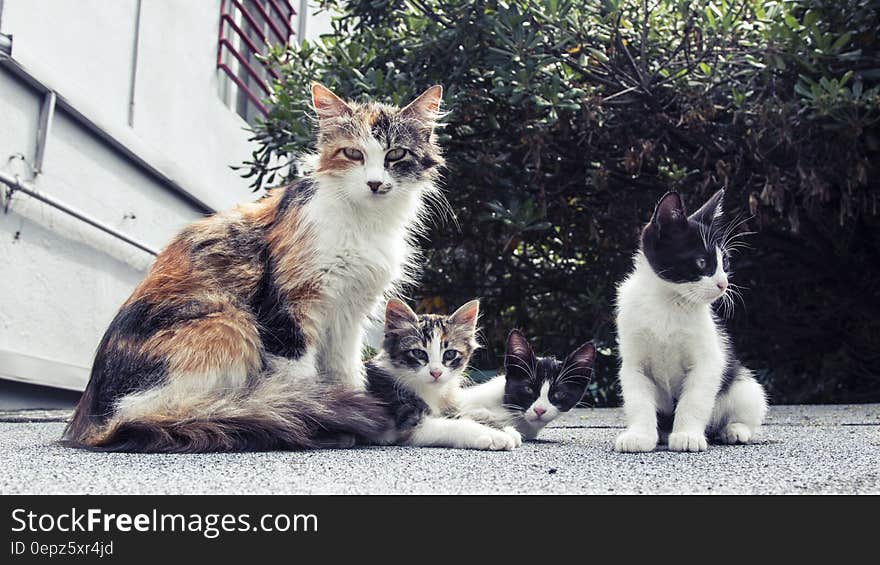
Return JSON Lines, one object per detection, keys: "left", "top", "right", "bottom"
{"left": 407, "top": 349, "right": 428, "bottom": 364}
{"left": 523, "top": 385, "right": 534, "bottom": 396}
{"left": 385, "top": 148, "right": 407, "bottom": 161}
{"left": 696, "top": 257, "right": 707, "bottom": 270}
{"left": 442, "top": 350, "right": 459, "bottom": 362}
{"left": 342, "top": 148, "right": 364, "bottom": 161}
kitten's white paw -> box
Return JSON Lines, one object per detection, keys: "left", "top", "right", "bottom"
{"left": 614, "top": 430, "right": 658, "bottom": 453}
{"left": 473, "top": 429, "right": 517, "bottom": 451}
{"left": 668, "top": 431, "right": 708, "bottom": 452}
{"left": 502, "top": 426, "right": 523, "bottom": 447}
{"left": 719, "top": 422, "right": 753, "bottom": 444}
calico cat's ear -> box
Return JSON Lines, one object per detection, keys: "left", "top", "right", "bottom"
{"left": 401, "top": 85, "right": 443, "bottom": 122}
{"left": 448, "top": 299, "right": 480, "bottom": 332}
{"left": 561, "top": 341, "right": 597, "bottom": 383}
{"left": 385, "top": 298, "right": 418, "bottom": 332}
{"left": 505, "top": 329, "right": 536, "bottom": 382}
{"left": 311, "top": 82, "right": 353, "bottom": 120}
{"left": 689, "top": 189, "right": 724, "bottom": 226}
{"left": 652, "top": 191, "right": 688, "bottom": 234}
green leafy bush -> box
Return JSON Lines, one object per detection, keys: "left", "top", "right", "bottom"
{"left": 242, "top": 0, "right": 880, "bottom": 405}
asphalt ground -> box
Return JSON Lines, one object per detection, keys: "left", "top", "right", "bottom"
{"left": 1, "top": 404, "right": 877, "bottom": 494}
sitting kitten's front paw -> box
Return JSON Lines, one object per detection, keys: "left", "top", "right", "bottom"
{"left": 668, "top": 431, "right": 708, "bottom": 452}
{"left": 614, "top": 430, "right": 658, "bottom": 453}
{"left": 718, "top": 423, "right": 753, "bottom": 445}
{"left": 502, "top": 426, "right": 523, "bottom": 447}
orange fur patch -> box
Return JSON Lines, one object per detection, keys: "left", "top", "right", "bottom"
{"left": 145, "top": 303, "right": 262, "bottom": 375}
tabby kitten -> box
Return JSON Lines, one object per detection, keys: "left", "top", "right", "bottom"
{"left": 458, "top": 330, "right": 596, "bottom": 440}
{"left": 614, "top": 189, "right": 768, "bottom": 453}
{"left": 366, "top": 299, "right": 521, "bottom": 450}
{"left": 63, "top": 83, "right": 445, "bottom": 452}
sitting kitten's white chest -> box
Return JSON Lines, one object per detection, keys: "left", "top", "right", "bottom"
{"left": 617, "top": 265, "right": 716, "bottom": 397}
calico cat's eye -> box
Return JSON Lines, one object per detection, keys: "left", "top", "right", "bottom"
{"left": 385, "top": 148, "right": 407, "bottom": 162}
{"left": 342, "top": 147, "right": 364, "bottom": 161}
{"left": 695, "top": 257, "right": 707, "bottom": 270}
{"left": 407, "top": 349, "right": 428, "bottom": 364}
{"left": 442, "top": 350, "right": 459, "bottom": 362}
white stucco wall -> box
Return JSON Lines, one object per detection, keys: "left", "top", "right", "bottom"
{"left": 0, "top": 1, "right": 334, "bottom": 392}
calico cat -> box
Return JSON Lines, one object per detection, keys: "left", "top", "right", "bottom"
{"left": 63, "top": 83, "right": 445, "bottom": 452}
{"left": 614, "top": 189, "right": 768, "bottom": 453}
{"left": 458, "top": 330, "right": 596, "bottom": 440}
{"left": 366, "top": 299, "right": 522, "bottom": 450}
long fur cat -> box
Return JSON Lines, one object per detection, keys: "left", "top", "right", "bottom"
{"left": 366, "top": 299, "right": 522, "bottom": 450}
{"left": 63, "top": 84, "right": 445, "bottom": 452}
{"left": 458, "top": 330, "right": 596, "bottom": 440}
{"left": 614, "top": 189, "right": 768, "bottom": 453}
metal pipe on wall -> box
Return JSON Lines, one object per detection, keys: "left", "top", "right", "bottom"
{"left": 128, "top": 0, "right": 142, "bottom": 127}
{"left": 0, "top": 170, "right": 159, "bottom": 256}
{"left": 0, "top": 0, "right": 11, "bottom": 56}
{"left": 0, "top": 56, "right": 214, "bottom": 214}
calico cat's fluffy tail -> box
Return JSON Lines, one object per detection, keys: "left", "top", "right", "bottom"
{"left": 62, "top": 376, "right": 391, "bottom": 453}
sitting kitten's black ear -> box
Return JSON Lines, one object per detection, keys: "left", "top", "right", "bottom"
{"left": 385, "top": 299, "right": 418, "bottom": 333}
{"left": 505, "top": 330, "right": 536, "bottom": 382}
{"left": 561, "top": 341, "right": 597, "bottom": 383}
{"left": 688, "top": 189, "right": 724, "bottom": 226}
{"left": 652, "top": 191, "right": 688, "bottom": 235}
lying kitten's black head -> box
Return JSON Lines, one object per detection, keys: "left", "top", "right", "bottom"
{"left": 641, "top": 189, "right": 735, "bottom": 304}
{"left": 502, "top": 330, "right": 596, "bottom": 425}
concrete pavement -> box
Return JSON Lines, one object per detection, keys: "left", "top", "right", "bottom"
{"left": 1, "top": 404, "right": 877, "bottom": 494}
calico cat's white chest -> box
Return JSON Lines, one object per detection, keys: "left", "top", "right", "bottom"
{"left": 316, "top": 237, "right": 406, "bottom": 299}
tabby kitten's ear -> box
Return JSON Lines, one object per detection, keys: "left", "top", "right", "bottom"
{"left": 448, "top": 299, "right": 480, "bottom": 332}
{"left": 505, "top": 330, "right": 536, "bottom": 382}
{"left": 385, "top": 298, "right": 418, "bottom": 333}
{"left": 560, "top": 341, "right": 597, "bottom": 384}
{"left": 652, "top": 191, "right": 688, "bottom": 235}
{"left": 401, "top": 85, "right": 443, "bottom": 123}
{"left": 311, "top": 82, "right": 352, "bottom": 121}
{"left": 688, "top": 189, "right": 725, "bottom": 226}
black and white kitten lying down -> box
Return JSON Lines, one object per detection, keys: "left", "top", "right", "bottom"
{"left": 614, "top": 189, "right": 768, "bottom": 453}
{"left": 458, "top": 330, "right": 596, "bottom": 440}
{"left": 366, "top": 299, "right": 522, "bottom": 450}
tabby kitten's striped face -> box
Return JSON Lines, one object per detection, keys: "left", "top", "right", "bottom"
{"left": 310, "top": 83, "right": 444, "bottom": 205}
{"left": 381, "top": 299, "right": 480, "bottom": 387}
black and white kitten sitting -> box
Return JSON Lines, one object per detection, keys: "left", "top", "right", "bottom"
{"left": 366, "top": 299, "right": 522, "bottom": 450}
{"left": 458, "top": 330, "right": 596, "bottom": 440}
{"left": 614, "top": 189, "right": 768, "bottom": 453}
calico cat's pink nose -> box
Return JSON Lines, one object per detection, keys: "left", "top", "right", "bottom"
{"left": 430, "top": 368, "right": 442, "bottom": 380}
{"left": 534, "top": 407, "right": 547, "bottom": 417}
{"left": 717, "top": 281, "right": 728, "bottom": 291}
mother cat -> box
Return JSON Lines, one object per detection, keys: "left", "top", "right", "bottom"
{"left": 63, "top": 83, "right": 445, "bottom": 452}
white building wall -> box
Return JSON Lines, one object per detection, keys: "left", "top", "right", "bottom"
{"left": 0, "top": 1, "right": 334, "bottom": 394}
